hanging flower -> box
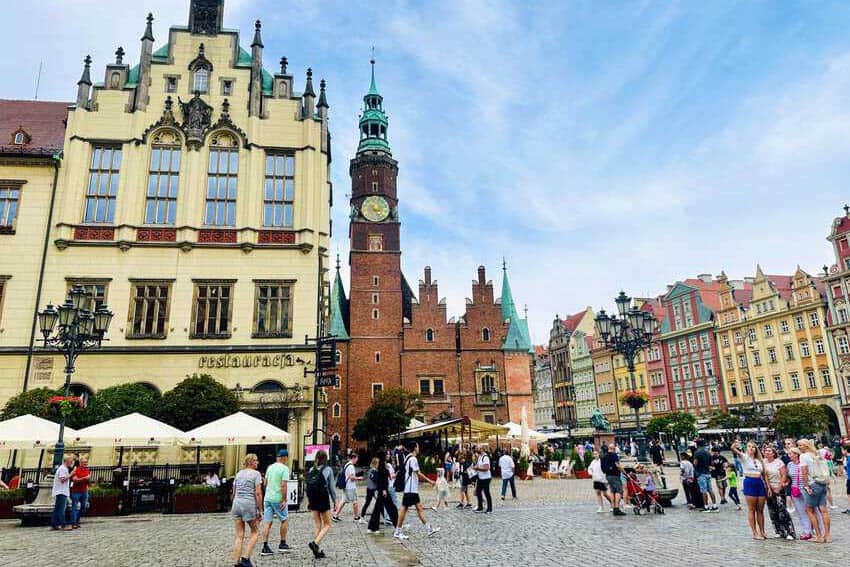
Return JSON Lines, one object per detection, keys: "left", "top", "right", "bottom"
{"left": 619, "top": 390, "right": 648, "bottom": 410}
{"left": 47, "top": 396, "right": 85, "bottom": 418}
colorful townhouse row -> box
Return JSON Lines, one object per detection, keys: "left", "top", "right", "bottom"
{"left": 537, "top": 206, "right": 850, "bottom": 437}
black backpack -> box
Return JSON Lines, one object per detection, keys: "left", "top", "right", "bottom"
{"left": 336, "top": 462, "right": 352, "bottom": 490}
{"left": 394, "top": 455, "right": 412, "bottom": 493}
{"left": 306, "top": 465, "right": 328, "bottom": 502}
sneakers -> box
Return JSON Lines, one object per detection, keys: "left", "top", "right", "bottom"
{"left": 720, "top": 499, "right": 727, "bottom": 504}
{"left": 830, "top": 505, "right": 839, "bottom": 510}
{"left": 596, "top": 506, "right": 604, "bottom": 513}
{"left": 612, "top": 509, "right": 627, "bottom": 516}
{"left": 308, "top": 541, "right": 320, "bottom": 559}
{"left": 431, "top": 506, "right": 438, "bottom": 512}
{"left": 238, "top": 558, "right": 254, "bottom": 567}
{"left": 785, "top": 535, "right": 794, "bottom": 541}
{"left": 383, "top": 519, "right": 394, "bottom": 526}
{"left": 456, "top": 503, "right": 464, "bottom": 509}
{"left": 278, "top": 542, "right": 290, "bottom": 553}
{"left": 393, "top": 530, "right": 409, "bottom": 540}
{"left": 367, "top": 529, "right": 380, "bottom": 535}
{"left": 260, "top": 543, "right": 274, "bottom": 557}
{"left": 800, "top": 534, "right": 812, "bottom": 541}
{"left": 464, "top": 504, "right": 473, "bottom": 509}
{"left": 427, "top": 525, "right": 441, "bottom": 537}
{"left": 843, "top": 509, "right": 850, "bottom": 514}
{"left": 710, "top": 506, "right": 720, "bottom": 513}
{"left": 355, "top": 516, "right": 366, "bottom": 524}
{"left": 331, "top": 515, "right": 341, "bottom": 523}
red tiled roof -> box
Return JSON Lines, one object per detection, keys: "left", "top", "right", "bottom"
{"left": 766, "top": 275, "right": 793, "bottom": 301}
{"left": 733, "top": 287, "right": 753, "bottom": 308}
{"left": 562, "top": 310, "right": 587, "bottom": 333}
{"left": 533, "top": 345, "right": 547, "bottom": 356}
{"left": 0, "top": 100, "right": 69, "bottom": 157}
{"left": 683, "top": 278, "right": 724, "bottom": 312}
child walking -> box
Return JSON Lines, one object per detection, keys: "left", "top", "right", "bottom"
{"left": 432, "top": 469, "right": 449, "bottom": 511}
{"left": 725, "top": 461, "right": 741, "bottom": 510}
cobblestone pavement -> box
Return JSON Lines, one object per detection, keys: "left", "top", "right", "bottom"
{"left": 1, "top": 472, "right": 848, "bottom": 567}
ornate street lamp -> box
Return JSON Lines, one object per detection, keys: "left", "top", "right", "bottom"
{"left": 595, "top": 291, "right": 657, "bottom": 462}
{"left": 38, "top": 285, "right": 112, "bottom": 469}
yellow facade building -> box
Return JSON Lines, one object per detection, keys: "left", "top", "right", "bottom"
{"left": 715, "top": 267, "right": 843, "bottom": 430}
{"left": 591, "top": 340, "right": 618, "bottom": 429}
{"left": 612, "top": 349, "right": 650, "bottom": 430}
{"left": 0, "top": 0, "right": 331, "bottom": 468}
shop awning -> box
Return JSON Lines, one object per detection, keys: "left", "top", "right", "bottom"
{"left": 395, "top": 417, "right": 509, "bottom": 441}
{"left": 0, "top": 414, "right": 76, "bottom": 450}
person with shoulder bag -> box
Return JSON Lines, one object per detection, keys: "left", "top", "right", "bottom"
{"left": 798, "top": 439, "right": 831, "bottom": 543}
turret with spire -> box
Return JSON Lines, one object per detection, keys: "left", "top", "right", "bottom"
{"left": 302, "top": 68, "right": 315, "bottom": 119}
{"left": 249, "top": 19, "right": 264, "bottom": 117}
{"left": 317, "top": 79, "right": 330, "bottom": 153}
{"left": 76, "top": 55, "right": 92, "bottom": 110}
{"left": 357, "top": 56, "right": 391, "bottom": 155}
{"left": 134, "top": 12, "right": 154, "bottom": 111}
{"left": 500, "top": 261, "right": 533, "bottom": 353}
{"left": 329, "top": 255, "right": 349, "bottom": 339}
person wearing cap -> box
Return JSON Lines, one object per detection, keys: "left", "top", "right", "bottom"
{"left": 260, "top": 449, "right": 291, "bottom": 556}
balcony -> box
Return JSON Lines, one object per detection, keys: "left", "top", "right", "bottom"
{"left": 475, "top": 392, "right": 504, "bottom": 407}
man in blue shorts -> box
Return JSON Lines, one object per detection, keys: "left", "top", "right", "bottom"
{"left": 693, "top": 439, "right": 718, "bottom": 512}
{"left": 260, "top": 449, "right": 291, "bottom": 555}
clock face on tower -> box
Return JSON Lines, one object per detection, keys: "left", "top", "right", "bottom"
{"left": 361, "top": 196, "right": 390, "bottom": 222}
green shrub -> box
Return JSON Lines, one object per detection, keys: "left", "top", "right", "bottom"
{"left": 420, "top": 456, "right": 437, "bottom": 475}
{"left": 583, "top": 450, "right": 594, "bottom": 469}
{"left": 518, "top": 457, "right": 529, "bottom": 475}
{"left": 0, "top": 489, "right": 24, "bottom": 501}
{"left": 570, "top": 448, "right": 585, "bottom": 471}
{"left": 89, "top": 486, "right": 122, "bottom": 498}
{"left": 174, "top": 484, "right": 218, "bottom": 496}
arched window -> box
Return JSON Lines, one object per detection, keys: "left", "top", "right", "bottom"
{"left": 13, "top": 132, "right": 24, "bottom": 145}
{"left": 193, "top": 68, "right": 209, "bottom": 93}
{"left": 205, "top": 132, "right": 239, "bottom": 226}
{"left": 425, "top": 328, "right": 434, "bottom": 342}
{"left": 335, "top": 349, "right": 341, "bottom": 364}
{"left": 482, "top": 327, "right": 490, "bottom": 342}
{"left": 332, "top": 403, "right": 341, "bottom": 418}
{"left": 252, "top": 380, "right": 284, "bottom": 393}
{"left": 481, "top": 374, "right": 495, "bottom": 393}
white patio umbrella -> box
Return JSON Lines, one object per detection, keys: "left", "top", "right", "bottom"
{"left": 183, "top": 412, "right": 291, "bottom": 446}
{"left": 70, "top": 413, "right": 186, "bottom": 447}
{"left": 502, "top": 421, "right": 547, "bottom": 441}
{"left": 520, "top": 406, "right": 531, "bottom": 459}
{"left": 0, "top": 414, "right": 76, "bottom": 450}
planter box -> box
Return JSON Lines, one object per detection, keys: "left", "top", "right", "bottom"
{"left": 518, "top": 473, "right": 533, "bottom": 481}
{"left": 173, "top": 493, "right": 218, "bottom": 514}
{"left": 87, "top": 495, "right": 120, "bottom": 517}
{"left": 573, "top": 470, "right": 590, "bottom": 479}
{"left": 0, "top": 498, "right": 24, "bottom": 519}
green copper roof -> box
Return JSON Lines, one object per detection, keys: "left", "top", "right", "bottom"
{"left": 500, "top": 263, "right": 532, "bottom": 352}
{"left": 503, "top": 317, "right": 530, "bottom": 352}
{"left": 152, "top": 44, "right": 170, "bottom": 62}
{"left": 519, "top": 319, "right": 534, "bottom": 354}
{"left": 500, "top": 263, "right": 517, "bottom": 323}
{"left": 357, "top": 60, "right": 391, "bottom": 155}
{"left": 236, "top": 47, "right": 274, "bottom": 95}
{"left": 368, "top": 60, "right": 380, "bottom": 96}
{"left": 126, "top": 64, "right": 140, "bottom": 87}
{"left": 329, "top": 267, "right": 349, "bottom": 339}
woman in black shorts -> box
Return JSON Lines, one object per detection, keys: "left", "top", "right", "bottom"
{"left": 306, "top": 450, "right": 336, "bottom": 559}
{"left": 588, "top": 450, "right": 613, "bottom": 512}
{"left": 457, "top": 452, "right": 473, "bottom": 509}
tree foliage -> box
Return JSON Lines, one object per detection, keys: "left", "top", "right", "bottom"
{"left": 0, "top": 387, "right": 60, "bottom": 421}
{"left": 73, "top": 383, "right": 162, "bottom": 428}
{"left": 157, "top": 374, "right": 238, "bottom": 431}
{"left": 646, "top": 412, "right": 697, "bottom": 440}
{"left": 705, "top": 410, "right": 739, "bottom": 431}
{"left": 352, "top": 387, "right": 422, "bottom": 451}
{"left": 771, "top": 403, "right": 830, "bottom": 439}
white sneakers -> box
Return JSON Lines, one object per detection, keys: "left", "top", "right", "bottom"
{"left": 427, "top": 525, "right": 441, "bottom": 537}
{"left": 596, "top": 506, "right": 604, "bottom": 513}
{"left": 393, "top": 531, "right": 409, "bottom": 540}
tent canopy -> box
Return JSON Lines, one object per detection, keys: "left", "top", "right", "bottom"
{"left": 184, "top": 411, "right": 291, "bottom": 446}
{"left": 502, "top": 421, "right": 547, "bottom": 441}
{"left": 71, "top": 413, "right": 185, "bottom": 447}
{"left": 0, "top": 414, "right": 75, "bottom": 450}
{"left": 396, "top": 417, "right": 508, "bottom": 441}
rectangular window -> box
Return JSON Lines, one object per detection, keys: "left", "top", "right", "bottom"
{"left": 0, "top": 185, "right": 21, "bottom": 231}
{"left": 0, "top": 277, "right": 7, "bottom": 326}
{"left": 67, "top": 280, "right": 109, "bottom": 310}
{"left": 838, "top": 336, "right": 850, "bottom": 355}
{"left": 721, "top": 334, "right": 730, "bottom": 347}
{"left": 145, "top": 146, "right": 181, "bottom": 225}
{"left": 205, "top": 148, "right": 238, "bottom": 226}
{"left": 433, "top": 378, "right": 444, "bottom": 395}
{"left": 767, "top": 347, "right": 777, "bottom": 363}
{"left": 738, "top": 354, "right": 747, "bottom": 368}
{"left": 668, "top": 343, "right": 677, "bottom": 357}
{"left": 697, "top": 390, "right": 705, "bottom": 406}
{"left": 801, "top": 342, "right": 810, "bottom": 357}
{"left": 419, "top": 379, "right": 431, "bottom": 396}
{"left": 729, "top": 381, "right": 738, "bottom": 398}
{"left": 795, "top": 315, "right": 805, "bottom": 330}
{"left": 704, "top": 360, "right": 714, "bottom": 377}
{"left": 773, "top": 375, "right": 783, "bottom": 392}
{"left": 372, "top": 383, "right": 383, "bottom": 398}
{"left": 165, "top": 76, "right": 177, "bottom": 93}
{"left": 693, "top": 363, "right": 702, "bottom": 378}
{"left": 700, "top": 334, "right": 710, "bottom": 350}
{"left": 672, "top": 367, "right": 680, "bottom": 381}
{"left": 810, "top": 312, "right": 820, "bottom": 327}
{"left": 709, "top": 388, "right": 718, "bottom": 405}
{"left": 682, "top": 365, "right": 691, "bottom": 380}
{"left": 763, "top": 324, "right": 773, "bottom": 337}
{"left": 748, "top": 328, "right": 757, "bottom": 343}
{"left": 725, "top": 356, "right": 733, "bottom": 370}
{"left": 222, "top": 80, "right": 233, "bottom": 96}
{"left": 780, "top": 320, "right": 789, "bottom": 333}
{"left": 84, "top": 145, "right": 122, "bottom": 223}
{"left": 263, "top": 152, "right": 295, "bottom": 228}
{"left": 689, "top": 337, "right": 698, "bottom": 352}
{"left": 128, "top": 281, "right": 171, "bottom": 338}
{"left": 734, "top": 331, "right": 742, "bottom": 344}
{"left": 815, "top": 339, "right": 825, "bottom": 355}
{"left": 675, "top": 392, "right": 684, "bottom": 408}
{"left": 743, "top": 378, "right": 752, "bottom": 396}
{"left": 807, "top": 371, "right": 816, "bottom": 389}
{"left": 482, "top": 412, "right": 495, "bottom": 425}
{"left": 192, "top": 281, "right": 233, "bottom": 337}
{"left": 253, "top": 281, "right": 293, "bottom": 337}
{"left": 821, "top": 368, "right": 832, "bottom": 387}
{"left": 375, "top": 351, "right": 381, "bottom": 363}
{"left": 686, "top": 391, "right": 694, "bottom": 407}
{"left": 752, "top": 351, "right": 761, "bottom": 366}
{"left": 790, "top": 372, "right": 800, "bottom": 390}
{"left": 785, "top": 344, "right": 794, "bottom": 360}
{"left": 839, "top": 309, "right": 849, "bottom": 324}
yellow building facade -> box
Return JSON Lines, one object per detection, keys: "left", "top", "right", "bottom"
{"left": 715, "top": 267, "right": 843, "bottom": 428}
{"left": 0, "top": 1, "right": 332, "bottom": 469}
{"left": 591, "top": 341, "right": 618, "bottom": 429}
{"left": 612, "top": 350, "right": 650, "bottom": 430}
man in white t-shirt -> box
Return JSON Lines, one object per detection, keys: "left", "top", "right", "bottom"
{"left": 498, "top": 452, "right": 517, "bottom": 500}
{"left": 333, "top": 453, "right": 362, "bottom": 523}
{"left": 394, "top": 442, "right": 439, "bottom": 540}
{"left": 473, "top": 448, "right": 493, "bottom": 513}
{"left": 50, "top": 455, "right": 74, "bottom": 530}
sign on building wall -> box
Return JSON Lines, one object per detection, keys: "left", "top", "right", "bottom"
{"left": 31, "top": 357, "right": 54, "bottom": 384}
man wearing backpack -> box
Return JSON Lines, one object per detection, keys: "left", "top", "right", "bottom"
{"left": 394, "top": 442, "right": 440, "bottom": 540}
{"left": 332, "top": 453, "right": 363, "bottom": 523}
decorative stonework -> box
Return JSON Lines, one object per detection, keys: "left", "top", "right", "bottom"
{"left": 139, "top": 97, "right": 182, "bottom": 145}
{"left": 258, "top": 230, "right": 295, "bottom": 245}
{"left": 74, "top": 226, "right": 115, "bottom": 241}
{"left": 137, "top": 228, "right": 177, "bottom": 242}
{"left": 197, "top": 229, "right": 237, "bottom": 243}
{"left": 179, "top": 93, "right": 213, "bottom": 148}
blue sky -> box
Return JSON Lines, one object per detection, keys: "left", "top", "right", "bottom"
{"left": 4, "top": 1, "right": 850, "bottom": 342}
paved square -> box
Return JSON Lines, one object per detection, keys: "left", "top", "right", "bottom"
{"left": 1, "top": 473, "right": 847, "bottom": 566}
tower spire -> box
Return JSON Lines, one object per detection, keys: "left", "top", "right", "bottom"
{"left": 357, "top": 55, "right": 390, "bottom": 155}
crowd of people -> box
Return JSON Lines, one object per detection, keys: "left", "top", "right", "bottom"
{"left": 228, "top": 442, "right": 520, "bottom": 567}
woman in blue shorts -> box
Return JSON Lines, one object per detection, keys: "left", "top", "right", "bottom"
{"left": 731, "top": 440, "right": 767, "bottom": 540}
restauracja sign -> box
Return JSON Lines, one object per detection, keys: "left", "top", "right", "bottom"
{"left": 198, "top": 353, "right": 299, "bottom": 370}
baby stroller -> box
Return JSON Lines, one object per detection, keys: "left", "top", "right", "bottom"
{"left": 625, "top": 469, "right": 665, "bottom": 515}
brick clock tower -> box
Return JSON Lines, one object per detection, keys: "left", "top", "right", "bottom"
{"left": 340, "top": 60, "right": 405, "bottom": 434}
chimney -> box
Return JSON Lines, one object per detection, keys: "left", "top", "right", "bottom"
{"left": 424, "top": 266, "right": 432, "bottom": 284}
{"left": 477, "top": 266, "right": 486, "bottom": 286}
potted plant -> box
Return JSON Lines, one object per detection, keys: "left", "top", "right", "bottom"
{"left": 620, "top": 390, "right": 648, "bottom": 411}
{"left": 517, "top": 456, "right": 530, "bottom": 480}
{"left": 173, "top": 484, "right": 219, "bottom": 514}
{"left": 0, "top": 489, "right": 25, "bottom": 519}
{"left": 583, "top": 449, "right": 594, "bottom": 470}
{"left": 420, "top": 456, "right": 438, "bottom": 482}
{"left": 87, "top": 486, "right": 121, "bottom": 516}
{"left": 46, "top": 395, "right": 85, "bottom": 418}
{"left": 571, "top": 448, "right": 589, "bottom": 479}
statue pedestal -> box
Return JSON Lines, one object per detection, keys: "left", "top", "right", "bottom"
{"left": 593, "top": 432, "right": 615, "bottom": 451}
{"left": 14, "top": 476, "right": 56, "bottom": 526}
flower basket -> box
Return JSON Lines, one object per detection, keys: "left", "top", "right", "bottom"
{"left": 47, "top": 396, "right": 85, "bottom": 418}
{"left": 0, "top": 489, "right": 25, "bottom": 519}
{"left": 173, "top": 485, "right": 219, "bottom": 514}
{"left": 620, "top": 390, "right": 648, "bottom": 410}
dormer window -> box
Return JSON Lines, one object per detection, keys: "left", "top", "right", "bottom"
{"left": 188, "top": 43, "right": 213, "bottom": 94}
{"left": 13, "top": 133, "right": 24, "bottom": 145}
{"left": 10, "top": 128, "right": 30, "bottom": 146}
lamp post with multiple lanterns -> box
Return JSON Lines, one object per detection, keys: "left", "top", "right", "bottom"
{"left": 37, "top": 284, "right": 113, "bottom": 469}
{"left": 594, "top": 291, "right": 657, "bottom": 463}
